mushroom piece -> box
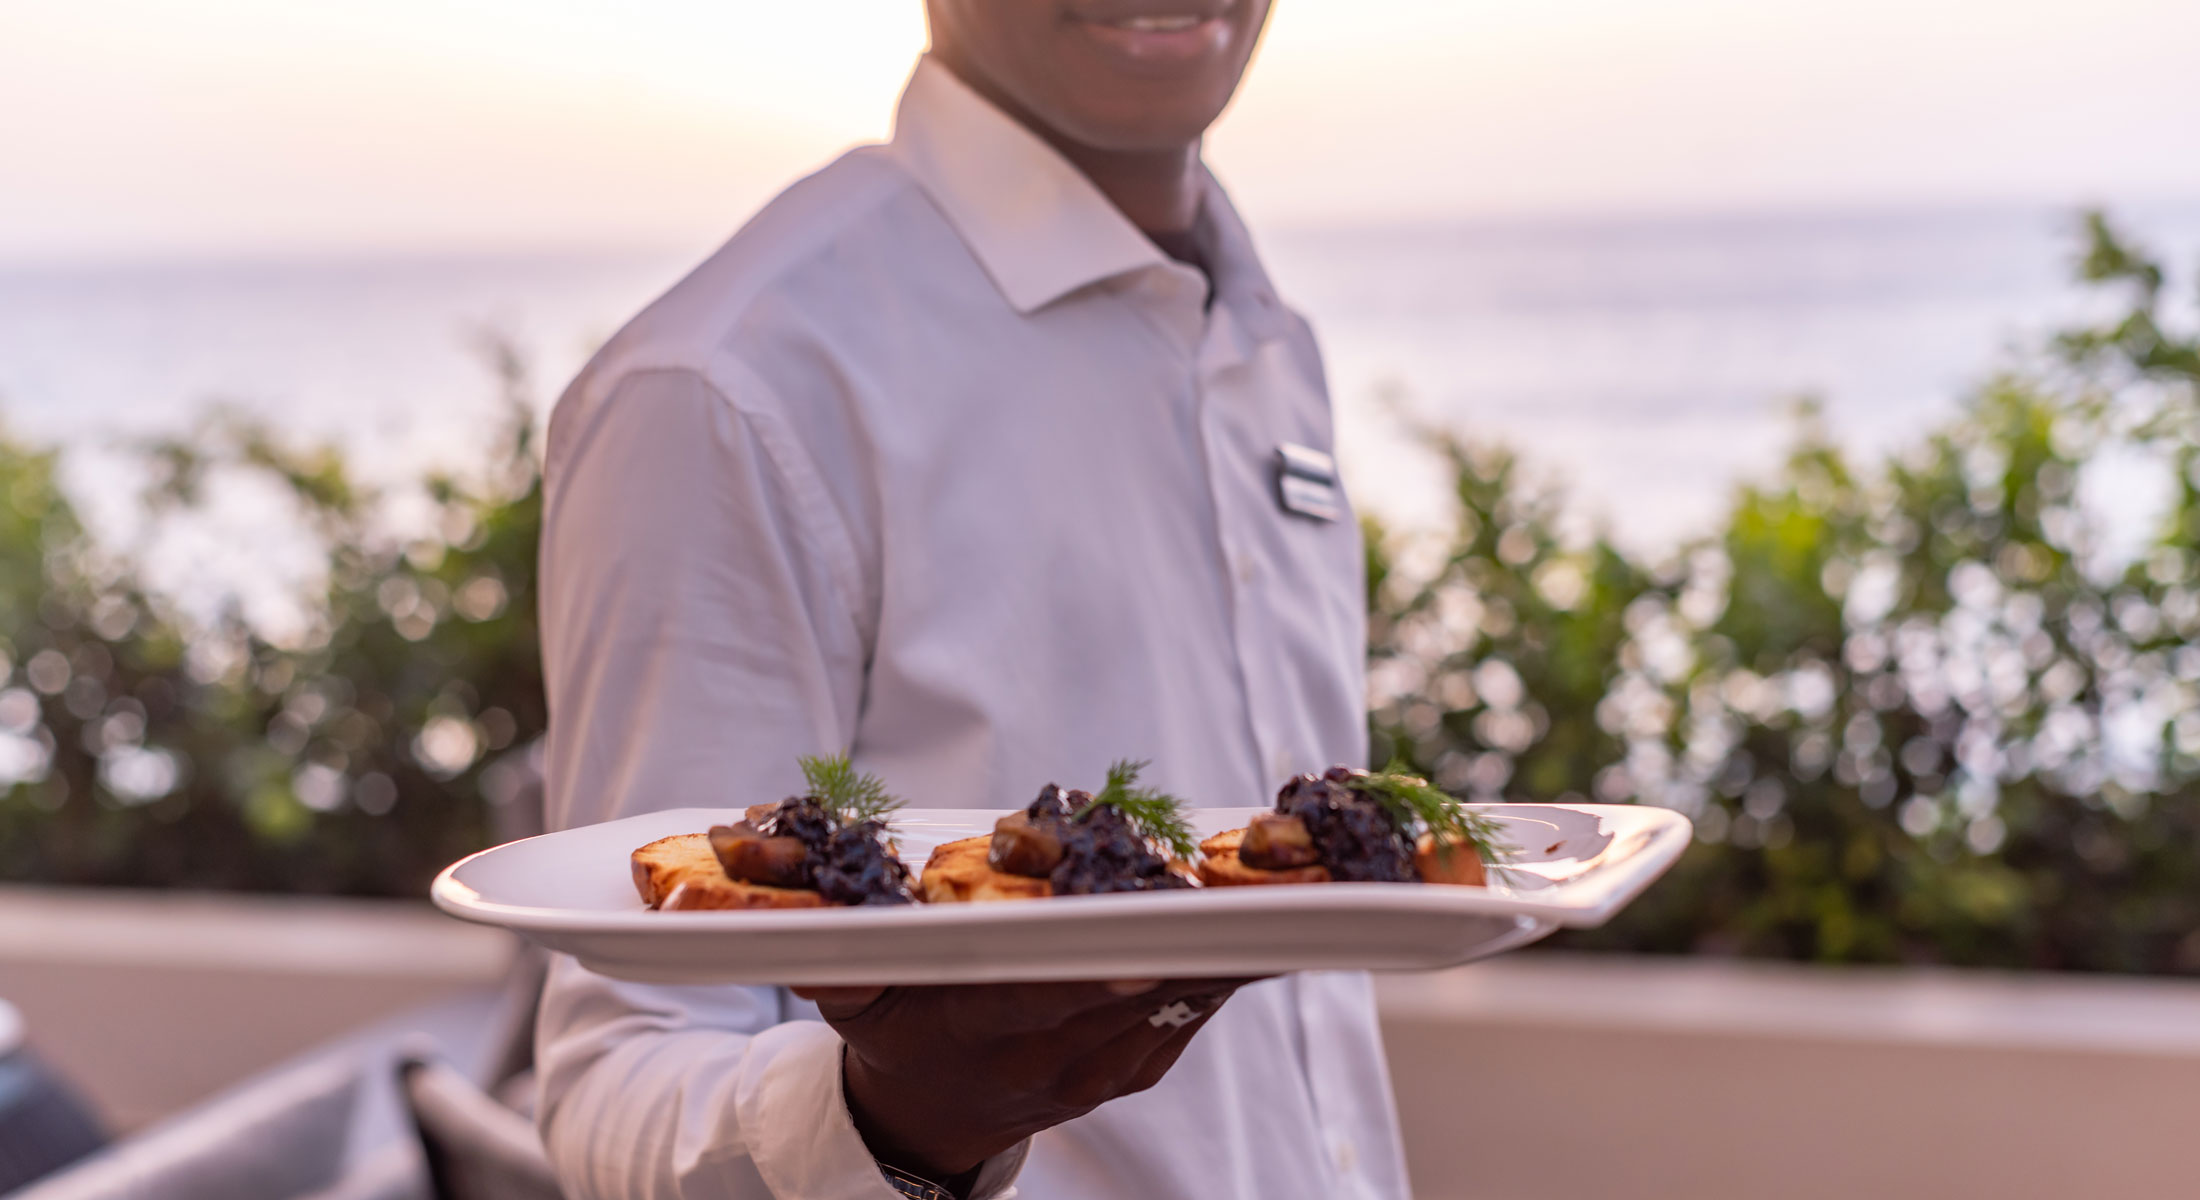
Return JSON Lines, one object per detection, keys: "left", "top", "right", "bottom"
{"left": 708, "top": 822, "right": 814, "bottom": 888}
{"left": 988, "top": 810, "right": 1067, "bottom": 878}
{"left": 1239, "top": 812, "right": 1321, "bottom": 870}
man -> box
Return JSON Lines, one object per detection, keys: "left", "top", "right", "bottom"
{"left": 535, "top": 1, "right": 1407, "bottom": 1197}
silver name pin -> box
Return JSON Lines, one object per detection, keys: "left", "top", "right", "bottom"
{"left": 1275, "top": 442, "right": 1340, "bottom": 522}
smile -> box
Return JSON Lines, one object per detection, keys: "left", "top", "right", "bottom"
{"left": 1068, "top": 3, "right": 1234, "bottom": 62}
{"left": 1104, "top": 15, "right": 1208, "bottom": 32}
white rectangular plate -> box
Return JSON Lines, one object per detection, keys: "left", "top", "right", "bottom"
{"left": 431, "top": 804, "right": 1690, "bottom": 986}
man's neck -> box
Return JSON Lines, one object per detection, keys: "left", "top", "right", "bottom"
{"left": 1037, "top": 138, "right": 1204, "bottom": 238}
{"left": 930, "top": 54, "right": 1205, "bottom": 237}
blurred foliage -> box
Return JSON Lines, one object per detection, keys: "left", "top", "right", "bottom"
{"left": 3, "top": 213, "right": 2197, "bottom": 985}
{"left": 0, "top": 338, "right": 542, "bottom": 896}
{"left": 1370, "top": 212, "right": 2200, "bottom": 974}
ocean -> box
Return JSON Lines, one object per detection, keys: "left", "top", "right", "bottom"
{"left": 4, "top": 203, "right": 2197, "bottom": 570}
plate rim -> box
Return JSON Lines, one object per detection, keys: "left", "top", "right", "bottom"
{"left": 431, "top": 802, "right": 1692, "bottom": 933}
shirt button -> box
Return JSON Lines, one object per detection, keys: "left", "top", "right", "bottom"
{"left": 1272, "top": 750, "right": 1296, "bottom": 778}
{"left": 1236, "top": 554, "right": 1258, "bottom": 584}
{"left": 1332, "top": 1139, "right": 1359, "bottom": 1172}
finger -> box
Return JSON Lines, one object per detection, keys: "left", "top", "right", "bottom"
{"left": 1132, "top": 981, "right": 1240, "bottom": 1028}
{"left": 958, "top": 980, "right": 1178, "bottom": 1033}
{"left": 1011, "top": 975, "right": 1244, "bottom": 1015}
{"left": 790, "top": 985, "right": 889, "bottom": 1020}
{"left": 1120, "top": 976, "right": 1258, "bottom": 1013}
{"left": 1164, "top": 975, "right": 1269, "bottom": 992}
{"left": 1054, "top": 993, "right": 1233, "bottom": 1111}
{"left": 805, "top": 979, "right": 1139, "bottom": 1043}
{"left": 1047, "top": 977, "right": 1246, "bottom": 1054}
{"left": 1120, "top": 1005, "right": 1221, "bottom": 1094}
{"left": 988, "top": 975, "right": 1250, "bottom": 1011}
{"left": 1111, "top": 985, "right": 1236, "bottom": 1091}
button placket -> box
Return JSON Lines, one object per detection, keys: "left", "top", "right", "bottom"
{"left": 1191, "top": 305, "right": 1278, "bottom": 791}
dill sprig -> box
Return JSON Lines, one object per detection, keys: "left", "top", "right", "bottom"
{"left": 798, "top": 752, "right": 905, "bottom": 827}
{"left": 1077, "top": 758, "right": 1200, "bottom": 861}
{"left": 1346, "top": 760, "right": 1514, "bottom": 862}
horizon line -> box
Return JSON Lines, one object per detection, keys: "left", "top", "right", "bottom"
{"left": 8, "top": 193, "right": 2200, "bottom": 275}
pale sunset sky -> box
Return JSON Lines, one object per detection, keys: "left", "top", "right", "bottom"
{"left": 6, "top": 0, "right": 2200, "bottom": 261}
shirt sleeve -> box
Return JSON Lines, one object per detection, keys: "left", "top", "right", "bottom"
{"left": 530, "top": 366, "right": 1026, "bottom": 1200}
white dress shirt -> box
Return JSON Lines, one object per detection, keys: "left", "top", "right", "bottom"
{"left": 533, "top": 57, "right": 1411, "bottom": 1200}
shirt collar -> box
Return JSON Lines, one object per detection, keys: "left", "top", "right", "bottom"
{"left": 888, "top": 56, "right": 1286, "bottom": 339}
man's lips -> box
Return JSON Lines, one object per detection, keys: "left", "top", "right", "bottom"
{"left": 1102, "top": 14, "right": 1208, "bottom": 31}
{"left": 1068, "top": 0, "right": 1231, "bottom": 24}
{"left": 1067, "top": 3, "right": 1234, "bottom": 62}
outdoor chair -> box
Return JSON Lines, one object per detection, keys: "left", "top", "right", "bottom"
{"left": 396, "top": 942, "right": 563, "bottom": 1200}
{"left": 398, "top": 1052, "right": 563, "bottom": 1200}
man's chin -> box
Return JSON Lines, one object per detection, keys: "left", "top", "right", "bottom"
{"left": 1037, "top": 96, "right": 1233, "bottom": 156}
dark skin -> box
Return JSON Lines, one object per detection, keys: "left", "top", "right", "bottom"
{"left": 790, "top": 1, "right": 1277, "bottom": 1185}
{"left": 924, "top": 0, "right": 1274, "bottom": 235}
{"left": 794, "top": 975, "right": 1257, "bottom": 1182}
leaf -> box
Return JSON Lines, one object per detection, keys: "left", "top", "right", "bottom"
{"left": 798, "top": 752, "right": 905, "bottom": 827}
{"left": 1348, "top": 760, "right": 1515, "bottom": 863}
{"left": 1078, "top": 758, "right": 1200, "bottom": 861}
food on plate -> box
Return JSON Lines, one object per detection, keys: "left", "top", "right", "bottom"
{"left": 921, "top": 760, "right": 1200, "bottom": 902}
{"left": 631, "top": 830, "right": 828, "bottom": 910}
{"left": 1199, "top": 765, "right": 1510, "bottom": 888}
{"left": 631, "top": 754, "right": 914, "bottom": 910}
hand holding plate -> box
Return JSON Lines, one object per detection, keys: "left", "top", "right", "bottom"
{"left": 793, "top": 976, "right": 1252, "bottom": 1181}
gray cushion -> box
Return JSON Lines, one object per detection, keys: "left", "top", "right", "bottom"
{"left": 0, "top": 1050, "right": 108, "bottom": 1192}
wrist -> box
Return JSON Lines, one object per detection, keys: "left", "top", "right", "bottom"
{"left": 879, "top": 1161, "right": 985, "bottom": 1200}
{"left": 841, "top": 1049, "right": 999, "bottom": 1182}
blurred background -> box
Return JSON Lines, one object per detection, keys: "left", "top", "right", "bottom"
{"left": 3, "top": 2, "right": 2198, "bottom": 1198}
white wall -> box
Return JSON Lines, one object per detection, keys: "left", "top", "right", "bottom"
{"left": 1380, "top": 956, "right": 2200, "bottom": 1199}
{"left": 0, "top": 887, "right": 510, "bottom": 1131}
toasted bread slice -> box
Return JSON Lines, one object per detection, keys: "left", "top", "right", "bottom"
{"left": 1196, "top": 826, "right": 1486, "bottom": 887}
{"left": 1198, "top": 828, "right": 1245, "bottom": 858}
{"left": 918, "top": 835, "right": 1053, "bottom": 903}
{"left": 630, "top": 833, "right": 829, "bottom": 911}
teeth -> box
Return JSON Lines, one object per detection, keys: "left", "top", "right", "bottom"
{"left": 1117, "top": 14, "right": 1203, "bottom": 31}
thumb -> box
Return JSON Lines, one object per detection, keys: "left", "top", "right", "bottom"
{"left": 790, "top": 984, "right": 889, "bottom": 1019}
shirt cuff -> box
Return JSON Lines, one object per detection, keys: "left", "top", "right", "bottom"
{"left": 964, "top": 1138, "right": 1031, "bottom": 1200}
{"left": 737, "top": 1020, "right": 1031, "bottom": 1200}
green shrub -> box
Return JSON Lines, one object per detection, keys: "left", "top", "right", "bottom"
{"left": 1369, "top": 213, "right": 2200, "bottom": 974}
{"left": 0, "top": 340, "right": 542, "bottom": 896}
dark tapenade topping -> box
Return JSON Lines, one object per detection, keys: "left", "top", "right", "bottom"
{"left": 707, "top": 755, "right": 914, "bottom": 905}
{"left": 1026, "top": 783, "right": 1076, "bottom": 823}
{"left": 1259, "top": 763, "right": 1513, "bottom": 881}
{"left": 760, "top": 795, "right": 836, "bottom": 852}
{"left": 816, "top": 819, "right": 914, "bottom": 906}
{"left": 990, "top": 768, "right": 1195, "bottom": 895}
{"left": 1272, "top": 767, "right": 1418, "bottom": 882}
{"left": 1049, "top": 801, "right": 1193, "bottom": 896}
